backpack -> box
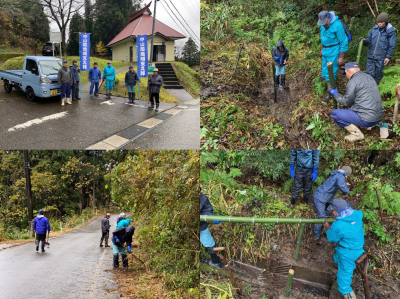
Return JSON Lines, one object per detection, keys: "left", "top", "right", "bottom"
{"left": 338, "top": 19, "right": 352, "bottom": 42}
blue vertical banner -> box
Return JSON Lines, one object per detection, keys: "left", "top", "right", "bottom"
{"left": 79, "top": 33, "right": 90, "bottom": 71}
{"left": 137, "top": 35, "right": 148, "bottom": 77}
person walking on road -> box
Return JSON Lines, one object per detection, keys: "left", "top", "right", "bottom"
{"left": 58, "top": 60, "right": 73, "bottom": 106}
{"left": 125, "top": 66, "right": 139, "bottom": 104}
{"left": 324, "top": 198, "right": 364, "bottom": 299}
{"left": 33, "top": 209, "right": 51, "bottom": 253}
{"left": 103, "top": 61, "right": 116, "bottom": 99}
{"left": 318, "top": 11, "right": 348, "bottom": 102}
{"left": 116, "top": 218, "right": 131, "bottom": 229}
{"left": 312, "top": 166, "right": 351, "bottom": 244}
{"left": 116, "top": 213, "right": 126, "bottom": 225}
{"left": 272, "top": 40, "right": 289, "bottom": 87}
{"left": 148, "top": 68, "right": 163, "bottom": 111}
{"left": 359, "top": 12, "right": 396, "bottom": 85}
{"left": 100, "top": 213, "right": 111, "bottom": 248}
{"left": 200, "top": 191, "right": 221, "bottom": 268}
{"left": 70, "top": 59, "right": 81, "bottom": 101}
{"left": 328, "top": 62, "right": 384, "bottom": 142}
{"left": 89, "top": 62, "right": 102, "bottom": 98}
{"left": 112, "top": 226, "right": 135, "bottom": 269}
{"left": 289, "top": 150, "right": 319, "bottom": 207}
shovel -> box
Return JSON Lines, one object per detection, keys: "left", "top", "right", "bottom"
{"left": 213, "top": 247, "right": 241, "bottom": 295}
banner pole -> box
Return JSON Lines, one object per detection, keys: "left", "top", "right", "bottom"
{"left": 79, "top": 32, "right": 81, "bottom": 98}
{"left": 138, "top": 80, "right": 140, "bottom": 105}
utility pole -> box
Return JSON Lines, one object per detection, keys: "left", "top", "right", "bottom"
{"left": 149, "top": 0, "right": 160, "bottom": 65}
{"left": 92, "top": 151, "right": 95, "bottom": 211}
{"left": 23, "top": 150, "right": 34, "bottom": 238}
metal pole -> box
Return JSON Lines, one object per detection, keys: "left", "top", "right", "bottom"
{"left": 79, "top": 32, "right": 81, "bottom": 98}
{"left": 137, "top": 80, "right": 141, "bottom": 105}
{"left": 149, "top": 0, "right": 158, "bottom": 65}
{"left": 284, "top": 269, "right": 295, "bottom": 297}
{"left": 92, "top": 152, "right": 95, "bottom": 211}
{"left": 23, "top": 150, "right": 34, "bottom": 238}
{"left": 200, "top": 215, "right": 336, "bottom": 224}
{"left": 52, "top": 42, "right": 54, "bottom": 57}
{"left": 294, "top": 223, "right": 305, "bottom": 262}
{"left": 327, "top": 62, "right": 338, "bottom": 109}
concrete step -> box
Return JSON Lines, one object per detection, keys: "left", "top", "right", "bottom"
{"left": 162, "top": 74, "right": 178, "bottom": 79}
{"left": 164, "top": 85, "right": 184, "bottom": 89}
{"left": 164, "top": 81, "right": 180, "bottom": 85}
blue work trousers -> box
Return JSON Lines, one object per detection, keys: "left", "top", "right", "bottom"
{"left": 90, "top": 81, "right": 99, "bottom": 95}
{"left": 331, "top": 109, "right": 381, "bottom": 128}
{"left": 60, "top": 83, "right": 71, "bottom": 99}
{"left": 275, "top": 65, "right": 286, "bottom": 75}
{"left": 366, "top": 58, "right": 385, "bottom": 85}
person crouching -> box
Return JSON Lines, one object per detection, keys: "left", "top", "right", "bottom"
{"left": 111, "top": 226, "right": 135, "bottom": 269}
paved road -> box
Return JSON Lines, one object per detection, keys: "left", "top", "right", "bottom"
{"left": 0, "top": 216, "right": 120, "bottom": 299}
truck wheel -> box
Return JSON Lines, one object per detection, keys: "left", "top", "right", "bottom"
{"left": 26, "top": 87, "right": 35, "bottom": 101}
{"left": 3, "top": 80, "right": 12, "bottom": 93}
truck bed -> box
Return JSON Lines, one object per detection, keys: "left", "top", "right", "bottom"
{"left": 0, "top": 70, "right": 24, "bottom": 82}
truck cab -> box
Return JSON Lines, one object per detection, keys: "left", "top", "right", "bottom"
{"left": 1, "top": 56, "right": 63, "bottom": 101}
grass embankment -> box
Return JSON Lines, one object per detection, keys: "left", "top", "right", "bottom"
{"left": 172, "top": 61, "right": 200, "bottom": 98}
{"left": 98, "top": 68, "right": 179, "bottom": 104}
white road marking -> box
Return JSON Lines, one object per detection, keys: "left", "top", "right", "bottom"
{"left": 100, "top": 100, "right": 115, "bottom": 105}
{"left": 8, "top": 112, "right": 68, "bottom": 132}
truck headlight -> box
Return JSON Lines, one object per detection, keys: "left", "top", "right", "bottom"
{"left": 40, "top": 76, "right": 52, "bottom": 83}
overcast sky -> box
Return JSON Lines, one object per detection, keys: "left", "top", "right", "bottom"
{"left": 49, "top": 0, "right": 200, "bottom": 48}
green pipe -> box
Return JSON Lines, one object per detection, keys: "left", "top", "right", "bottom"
{"left": 284, "top": 269, "right": 295, "bottom": 297}
{"left": 294, "top": 223, "right": 305, "bottom": 262}
{"left": 356, "top": 39, "right": 364, "bottom": 65}
{"left": 200, "top": 215, "right": 335, "bottom": 224}
{"left": 327, "top": 62, "right": 338, "bottom": 109}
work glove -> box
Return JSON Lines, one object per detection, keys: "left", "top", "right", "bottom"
{"left": 359, "top": 37, "right": 366, "bottom": 41}
{"left": 273, "top": 56, "right": 280, "bottom": 61}
{"left": 384, "top": 58, "right": 390, "bottom": 66}
{"left": 311, "top": 168, "right": 318, "bottom": 181}
{"left": 329, "top": 87, "right": 338, "bottom": 95}
{"left": 348, "top": 33, "right": 352, "bottom": 42}
{"left": 337, "top": 52, "right": 345, "bottom": 66}
{"left": 290, "top": 166, "right": 295, "bottom": 179}
{"left": 125, "top": 82, "right": 127, "bottom": 86}
{"left": 115, "top": 236, "right": 120, "bottom": 243}
{"left": 279, "top": 58, "right": 283, "bottom": 65}
{"left": 127, "top": 245, "right": 131, "bottom": 253}
{"left": 213, "top": 215, "right": 223, "bottom": 224}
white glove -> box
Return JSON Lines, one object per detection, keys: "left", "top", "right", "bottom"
{"left": 384, "top": 58, "right": 390, "bottom": 66}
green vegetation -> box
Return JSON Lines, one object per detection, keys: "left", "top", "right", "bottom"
{"left": 200, "top": 150, "right": 400, "bottom": 297}
{"left": 173, "top": 61, "right": 200, "bottom": 98}
{"left": 201, "top": 0, "right": 400, "bottom": 149}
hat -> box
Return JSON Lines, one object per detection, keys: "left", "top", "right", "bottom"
{"left": 106, "top": 213, "right": 110, "bottom": 216}
{"left": 377, "top": 12, "right": 388, "bottom": 23}
{"left": 94, "top": 62, "right": 98, "bottom": 65}
{"left": 107, "top": 61, "right": 111, "bottom": 64}
{"left": 72, "top": 59, "right": 77, "bottom": 64}
{"left": 62, "top": 60, "right": 68, "bottom": 63}
{"left": 341, "top": 166, "right": 352, "bottom": 177}
{"left": 332, "top": 198, "right": 348, "bottom": 212}
{"left": 153, "top": 68, "right": 159, "bottom": 72}
{"left": 38, "top": 209, "right": 44, "bottom": 215}
{"left": 119, "top": 212, "right": 126, "bottom": 217}
{"left": 345, "top": 62, "right": 360, "bottom": 70}
{"left": 129, "top": 65, "right": 134, "bottom": 69}
{"left": 317, "top": 11, "right": 330, "bottom": 26}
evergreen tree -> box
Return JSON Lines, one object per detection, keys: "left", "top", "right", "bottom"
{"left": 67, "top": 13, "right": 86, "bottom": 56}
{"left": 181, "top": 38, "right": 200, "bottom": 66}
{"left": 84, "top": 0, "right": 93, "bottom": 53}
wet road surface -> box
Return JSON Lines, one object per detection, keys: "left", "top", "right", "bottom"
{"left": 0, "top": 215, "right": 120, "bottom": 299}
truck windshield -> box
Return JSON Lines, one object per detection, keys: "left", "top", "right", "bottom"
{"left": 38, "top": 60, "right": 63, "bottom": 75}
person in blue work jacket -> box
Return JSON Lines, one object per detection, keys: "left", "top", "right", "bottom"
{"left": 324, "top": 198, "right": 364, "bottom": 299}
{"left": 272, "top": 40, "right": 289, "bottom": 87}
{"left": 102, "top": 61, "right": 116, "bottom": 99}
{"left": 359, "top": 12, "right": 396, "bottom": 85}
{"left": 313, "top": 166, "right": 351, "bottom": 244}
{"left": 200, "top": 190, "right": 221, "bottom": 268}
{"left": 32, "top": 209, "right": 51, "bottom": 253}
{"left": 88, "top": 62, "right": 101, "bottom": 98}
{"left": 318, "top": 11, "right": 348, "bottom": 102}
{"left": 116, "top": 218, "right": 131, "bottom": 229}
{"left": 289, "top": 150, "right": 319, "bottom": 207}
{"left": 112, "top": 226, "right": 135, "bottom": 269}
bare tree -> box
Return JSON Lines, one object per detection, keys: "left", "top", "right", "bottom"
{"left": 34, "top": 0, "right": 84, "bottom": 55}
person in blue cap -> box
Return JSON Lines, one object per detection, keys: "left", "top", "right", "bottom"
{"left": 200, "top": 191, "right": 221, "bottom": 268}
{"left": 32, "top": 209, "right": 51, "bottom": 252}
{"left": 329, "top": 62, "right": 384, "bottom": 142}
{"left": 324, "top": 198, "right": 364, "bottom": 299}
{"left": 272, "top": 40, "right": 289, "bottom": 87}
{"left": 312, "top": 165, "right": 351, "bottom": 244}
{"left": 318, "top": 11, "right": 348, "bottom": 102}
{"left": 289, "top": 150, "right": 319, "bottom": 207}
{"left": 359, "top": 12, "right": 396, "bottom": 85}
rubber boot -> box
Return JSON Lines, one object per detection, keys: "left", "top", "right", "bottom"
{"left": 132, "top": 93, "right": 135, "bottom": 104}
{"left": 41, "top": 241, "right": 45, "bottom": 252}
{"left": 344, "top": 290, "right": 357, "bottom": 299}
{"left": 274, "top": 75, "right": 280, "bottom": 87}
{"left": 281, "top": 75, "right": 286, "bottom": 87}
{"left": 344, "top": 124, "right": 364, "bottom": 142}
{"left": 127, "top": 92, "right": 131, "bottom": 103}
{"left": 113, "top": 255, "right": 119, "bottom": 269}
{"left": 100, "top": 239, "right": 103, "bottom": 247}
{"left": 36, "top": 241, "right": 39, "bottom": 252}
{"left": 207, "top": 245, "right": 222, "bottom": 268}
{"left": 105, "top": 91, "right": 109, "bottom": 98}
{"left": 122, "top": 254, "right": 128, "bottom": 268}
{"left": 150, "top": 102, "right": 155, "bottom": 109}
{"left": 304, "top": 197, "right": 309, "bottom": 204}
{"left": 66, "top": 97, "right": 72, "bottom": 105}
{"left": 61, "top": 98, "right": 65, "bottom": 106}
{"left": 109, "top": 91, "right": 112, "bottom": 99}
{"left": 290, "top": 197, "right": 297, "bottom": 207}
{"left": 155, "top": 103, "right": 159, "bottom": 111}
